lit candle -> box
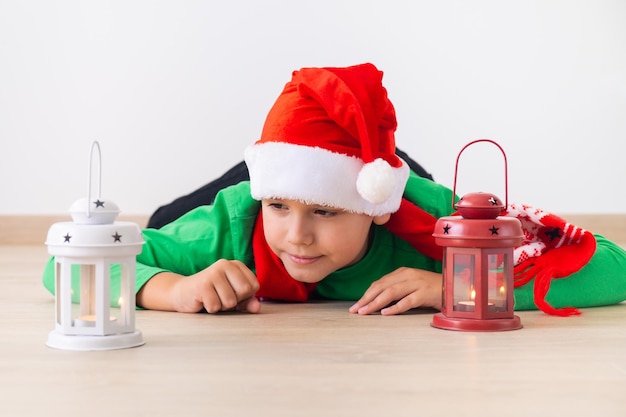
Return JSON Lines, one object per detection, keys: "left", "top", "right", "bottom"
{"left": 74, "top": 315, "right": 117, "bottom": 327}
{"left": 456, "top": 300, "right": 497, "bottom": 312}
{"left": 456, "top": 300, "right": 476, "bottom": 312}
{"left": 456, "top": 287, "right": 478, "bottom": 312}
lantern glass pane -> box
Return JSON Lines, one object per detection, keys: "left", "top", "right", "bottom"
{"left": 112, "top": 263, "right": 127, "bottom": 326}
{"left": 441, "top": 251, "right": 447, "bottom": 309}
{"left": 79, "top": 264, "right": 96, "bottom": 317}
{"left": 55, "top": 262, "right": 61, "bottom": 326}
{"left": 488, "top": 252, "right": 509, "bottom": 312}
{"left": 452, "top": 253, "right": 475, "bottom": 312}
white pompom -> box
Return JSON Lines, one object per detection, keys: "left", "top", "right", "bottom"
{"left": 356, "top": 158, "right": 396, "bottom": 204}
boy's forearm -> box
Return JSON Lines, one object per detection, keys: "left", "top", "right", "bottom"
{"left": 136, "top": 272, "right": 182, "bottom": 311}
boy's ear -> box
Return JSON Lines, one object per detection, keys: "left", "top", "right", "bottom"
{"left": 373, "top": 213, "right": 391, "bottom": 225}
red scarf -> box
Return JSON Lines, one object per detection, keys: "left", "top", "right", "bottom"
{"left": 252, "top": 212, "right": 317, "bottom": 302}
{"left": 384, "top": 198, "right": 443, "bottom": 261}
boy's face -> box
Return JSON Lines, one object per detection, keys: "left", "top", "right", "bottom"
{"left": 261, "top": 199, "right": 389, "bottom": 283}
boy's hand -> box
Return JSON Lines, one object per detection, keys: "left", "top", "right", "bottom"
{"left": 349, "top": 268, "right": 442, "bottom": 316}
{"left": 173, "top": 260, "right": 261, "bottom": 313}
{"left": 137, "top": 260, "right": 261, "bottom": 314}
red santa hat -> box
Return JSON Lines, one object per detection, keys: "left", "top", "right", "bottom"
{"left": 244, "top": 63, "right": 409, "bottom": 216}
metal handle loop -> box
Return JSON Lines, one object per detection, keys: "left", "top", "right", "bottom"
{"left": 452, "top": 139, "right": 509, "bottom": 209}
{"left": 87, "top": 141, "right": 102, "bottom": 218}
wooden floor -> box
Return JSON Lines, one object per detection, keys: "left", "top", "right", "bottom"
{"left": 2, "top": 244, "right": 626, "bottom": 417}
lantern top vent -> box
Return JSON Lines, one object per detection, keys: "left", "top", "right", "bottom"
{"left": 70, "top": 197, "right": 120, "bottom": 225}
{"left": 456, "top": 192, "right": 504, "bottom": 219}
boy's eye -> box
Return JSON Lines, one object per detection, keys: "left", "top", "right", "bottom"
{"left": 268, "top": 202, "right": 287, "bottom": 210}
{"left": 314, "top": 209, "right": 337, "bottom": 217}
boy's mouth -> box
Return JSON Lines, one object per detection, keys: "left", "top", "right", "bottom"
{"left": 287, "top": 253, "right": 321, "bottom": 265}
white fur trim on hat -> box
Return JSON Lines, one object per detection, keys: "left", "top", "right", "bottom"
{"left": 356, "top": 158, "right": 397, "bottom": 204}
{"left": 244, "top": 142, "right": 409, "bottom": 216}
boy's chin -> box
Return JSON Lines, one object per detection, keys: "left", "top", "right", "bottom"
{"left": 284, "top": 269, "right": 326, "bottom": 284}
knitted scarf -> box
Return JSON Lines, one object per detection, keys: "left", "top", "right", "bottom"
{"left": 506, "top": 203, "right": 596, "bottom": 316}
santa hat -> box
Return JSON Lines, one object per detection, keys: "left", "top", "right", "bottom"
{"left": 244, "top": 63, "right": 409, "bottom": 216}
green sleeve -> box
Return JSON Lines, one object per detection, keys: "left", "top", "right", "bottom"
{"left": 513, "top": 235, "right": 626, "bottom": 310}
{"left": 134, "top": 182, "right": 260, "bottom": 293}
{"left": 402, "top": 171, "right": 458, "bottom": 218}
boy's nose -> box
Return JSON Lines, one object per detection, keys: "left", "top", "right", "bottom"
{"left": 286, "top": 216, "right": 314, "bottom": 246}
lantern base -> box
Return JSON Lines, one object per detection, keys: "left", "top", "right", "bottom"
{"left": 431, "top": 313, "right": 522, "bottom": 332}
{"left": 46, "top": 330, "right": 145, "bottom": 351}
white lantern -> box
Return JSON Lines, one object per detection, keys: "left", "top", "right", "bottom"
{"left": 45, "top": 142, "right": 145, "bottom": 350}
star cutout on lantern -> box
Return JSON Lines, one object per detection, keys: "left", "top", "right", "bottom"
{"left": 489, "top": 225, "right": 499, "bottom": 235}
{"left": 443, "top": 224, "right": 451, "bottom": 234}
{"left": 93, "top": 199, "right": 105, "bottom": 208}
{"left": 112, "top": 232, "right": 122, "bottom": 243}
{"left": 488, "top": 197, "right": 498, "bottom": 205}
{"left": 63, "top": 233, "right": 72, "bottom": 243}
{"left": 545, "top": 227, "right": 562, "bottom": 242}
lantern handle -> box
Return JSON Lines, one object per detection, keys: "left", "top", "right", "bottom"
{"left": 452, "top": 139, "right": 509, "bottom": 209}
{"left": 86, "top": 141, "right": 102, "bottom": 218}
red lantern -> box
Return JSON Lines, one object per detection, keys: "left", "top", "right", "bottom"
{"left": 431, "top": 140, "right": 523, "bottom": 332}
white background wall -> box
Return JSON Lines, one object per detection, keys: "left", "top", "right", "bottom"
{"left": 1, "top": 0, "right": 624, "bottom": 216}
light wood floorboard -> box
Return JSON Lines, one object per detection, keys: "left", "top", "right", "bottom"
{"left": 1, "top": 245, "right": 625, "bottom": 416}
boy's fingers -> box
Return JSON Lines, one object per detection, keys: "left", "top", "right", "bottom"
{"left": 213, "top": 281, "right": 239, "bottom": 311}
{"left": 353, "top": 291, "right": 396, "bottom": 315}
{"left": 381, "top": 296, "right": 416, "bottom": 316}
{"left": 349, "top": 292, "right": 378, "bottom": 313}
{"left": 201, "top": 285, "right": 223, "bottom": 313}
{"left": 350, "top": 281, "right": 389, "bottom": 313}
{"left": 237, "top": 297, "right": 261, "bottom": 314}
{"left": 226, "top": 261, "right": 260, "bottom": 297}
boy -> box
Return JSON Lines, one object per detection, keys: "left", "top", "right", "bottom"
{"left": 43, "top": 63, "right": 626, "bottom": 316}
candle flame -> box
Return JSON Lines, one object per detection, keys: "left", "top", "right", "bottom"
{"left": 118, "top": 297, "right": 123, "bottom": 306}
{"left": 470, "top": 289, "right": 476, "bottom": 300}
{"left": 499, "top": 286, "right": 505, "bottom": 295}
